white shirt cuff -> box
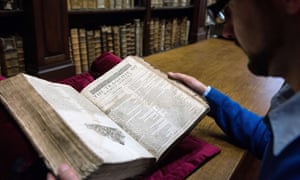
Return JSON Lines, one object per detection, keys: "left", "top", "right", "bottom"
{"left": 203, "top": 86, "right": 211, "bottom": 97}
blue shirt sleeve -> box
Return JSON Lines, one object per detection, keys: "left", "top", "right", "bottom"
{"left": 205, "top": 87, "right": 270, "bottom": 159}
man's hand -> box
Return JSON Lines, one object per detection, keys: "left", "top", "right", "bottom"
{"left": 47, "top": 164, "right": 80, "bottom": 180}
{"left": 168, "top": 72, "right": 208, "bottom": 95}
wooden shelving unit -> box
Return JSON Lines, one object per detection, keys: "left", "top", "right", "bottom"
{"left": 0, "top": 0, "right": 207, "bottom": 80}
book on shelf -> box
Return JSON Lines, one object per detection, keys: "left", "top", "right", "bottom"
{"left": 68, "top": 0, "right": 136, "bottom": 9}
{"left": 94, "top": 29, "right": 102, "bottom": 58}
{"left": 126, "top": 23, "right": 135, "bottom": 56}
{"left": 164, "top": 19, "right": 172, "bottom": 50}
{"left": 134, "top": 19, "right": 142, "bottom": 57}
{"left": 79, "top": 28, "right": 89, "bottom": 72}
{"left": 15, "top": 35, "right": 25, "bottom": 73}
{"left": 151, "top": 0, "right": 163, "bottom": 7}
{"left": 152, "top": 19, "right": 158, "bottom": 53}
{"left": 100, "top": 26, "right": 108, "bottom": 53}
{"left": 86, "top": 30, "right": 97, "bottom": 67}
{"left": 106, "top": 26, "right": 114, "bottom": 53}
{"left": 0, "top": 56, "right": 209, "bottom": 179}
{"left": 70, "top": 0, "right": 83, "bottom": 9}
{"left": 97, "top": 0, "right": 105, "bottom": 8}
{"left": 151, "top": 0, "right": 190, "bottom": 7}
{"left": 0, "top": 0, "right": 21, "bottom": 10}
{"left": 106, "top": 0, "right": 115, "bottom": 9}
{"left": 112, "top": 26, "right": 121, "bottom": 57}
{"left": 67, "top": 0, "right": 72, "bottom": 10}
{"left": 160, "top": 19, "right": 166, "bottom": 52}
{"left": 82, "top": 0, "right": 88, "bottom": 9}
{"left": 87, "top": 0, "right": 97, "bottom": 9}
{"left": 0, "top": 35, "right": 25, "bottom": 77}
{"left": 70, "top": 28, "right": 82, "bottom": 74}
{"left": 120, "top": 25, "right": 127, "bottom": 57}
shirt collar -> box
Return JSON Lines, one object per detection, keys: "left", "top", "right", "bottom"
{"left": 269, "top": 92, "right": 300, "bottom": 156}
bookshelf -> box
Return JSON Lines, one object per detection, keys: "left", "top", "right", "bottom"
{"left": 0, "top": 0, "right": 207, "bottom": 80}
{"left": 0, "top": 9, "right": 25, "bottom": 78}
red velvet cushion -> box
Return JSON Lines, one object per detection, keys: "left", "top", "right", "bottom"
{"left": 58, "top": 72, "right": 94, "bottom": 92}
{"left": 89, "top": 52, "right": 122, "bottom": 79}
{"left": 146, "top": 136, "right": 220, "bottom": 179}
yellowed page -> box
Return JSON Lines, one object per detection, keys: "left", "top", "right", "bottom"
{"left": 81, "top": 56, "right": 209, "bottom": 159}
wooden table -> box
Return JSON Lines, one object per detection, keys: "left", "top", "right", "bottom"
{"left": 144, "top": 39, "right": 284, "bottom": 180}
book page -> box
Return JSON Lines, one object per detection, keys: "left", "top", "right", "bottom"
{"left": 81, "top": 56, "right": 209, "bottom": 159}
{"left": 25, "top": 75, "right": 153, "bottom": 163}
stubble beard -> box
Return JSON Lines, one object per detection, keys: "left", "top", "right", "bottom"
{"left": 247, "top": 50, "right": 272, "bottom": 76}
{"left": 234, "top": 39, "right": 273, "bottom": 77}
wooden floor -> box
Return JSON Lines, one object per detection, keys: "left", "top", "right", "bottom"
{"left": 145, "top": 38, "right": 284, "bottom": 179}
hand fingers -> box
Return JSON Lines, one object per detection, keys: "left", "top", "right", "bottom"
{"left": 167, "top": 72, "right": 207, "bottom": 95}
{"left": 168, "top": 72, "right": 198, "bottom": 87}
{"left": 57, "top": 164, "right": 80, "bottom": 180}
{"left": 47, "top": 173, "right": 56, "bottom": 180}
{"left": 167, "top": 72, "right": 187, "bottom": 81}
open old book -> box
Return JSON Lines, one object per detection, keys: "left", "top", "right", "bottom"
{"left": 0, "top": 56, "right": 209, "bottom": 179}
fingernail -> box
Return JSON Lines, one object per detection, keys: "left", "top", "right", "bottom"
{"left": 58, "top": 164, "right": 70, "bottom": 173}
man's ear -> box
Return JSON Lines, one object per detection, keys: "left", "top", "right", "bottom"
{"left": 281, "top": 0, "right": 300, "bottom": 14}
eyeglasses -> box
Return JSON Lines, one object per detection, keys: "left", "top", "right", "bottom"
{"left": 207, "top": 0, "right": 230, "bottom": 24}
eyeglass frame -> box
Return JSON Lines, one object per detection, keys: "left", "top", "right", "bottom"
{"left": 207, "top": 0, "right": 230, "bottom": 24}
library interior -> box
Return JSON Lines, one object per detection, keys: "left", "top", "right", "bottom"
{"left": 0, "top": 0, "right": 289, "bottom": 179}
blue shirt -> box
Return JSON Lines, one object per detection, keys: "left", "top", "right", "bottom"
{"left": 204, "top": 84, "right": 300, "bottom": 179}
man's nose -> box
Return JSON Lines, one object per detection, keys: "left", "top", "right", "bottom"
{"left": 222, "top": 22, "right": 235, "bottom": 39}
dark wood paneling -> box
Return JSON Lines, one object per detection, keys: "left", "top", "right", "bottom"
{"left": 23, "top": 0, "right": 74, "bottom": 80}
{"left": 190, "top": 0, "right": 207, "bottom": 42}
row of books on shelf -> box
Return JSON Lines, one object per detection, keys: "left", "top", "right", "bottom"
{"left": 0, "top": 35, "right": 25, "bottom": 77}
{"left": 0, "top": 0, "right": 22, "bottom": 10}
{"left": 69, "top": 19, "right": 143, "bottom": 74}
{"left": 69, "top": 16, "right": 190, "bottom": 74}
{"left": 67, "top": 0, "right": 190, "bottom": 10}
{"left": 148, "top": 17, "right": 190, "bottom": 54}
{"left": 151, "top": 0, "right": 190, "bottom": 7}
{"left": 67, "top": 0, "right": 143, "bottom": 10}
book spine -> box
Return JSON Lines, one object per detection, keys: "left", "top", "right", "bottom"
{"left": 97, "top": 0, "right": 105, "bottom": 8}
{"left": 126, "top": 23, "right": 135, "bottom": 56}
{"left": 86, "top": 30, "right": 96, "bottom": 67}
{"left": 112, "top": 26, "right": 121, "bottom": 57}
{"left": 106, "top": 26, "right": 114, "bottom": 53}
{"left": 15, "top": 35, "right": 25, "bottom": 73}
{"left": 153, "top": 19, "right": 159, "bottom": 53}
{"left": 101, "top": 26, "right": 108, "bottom": 53}
{"left": 160, "top": 19, "right": 165, "bottom": 52}
{"left": 0, "top": 35, "right": 25, "bottom": 77}
{"left": 70, "top": 0, "right": 83, "bottom": 9}
{"left": 70, "top": 28, "right": 82, "bottom": 74}
{"left": 67, "top": 0, "right": 72, "bottom": 10}
{"left": 134, "top": 19, "right": 140, "bottom": 56}
{"left": 94, "top": 29, "right": 102, "bottom": 58}
{"left": 119, "top": 25, "right": 127, "bottom": 58}
{"left": 149, "top": 19, "right": 154, "bottom": 54}
{"left": 79, "top": 28, "right": 89, "bottom": 72}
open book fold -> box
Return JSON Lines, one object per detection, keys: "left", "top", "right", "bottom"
{"left": 0, "top": 56, "right": 209, "bottom": 179}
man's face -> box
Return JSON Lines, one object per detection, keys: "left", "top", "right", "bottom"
{"left": 227, "top": 0, "right": 282, "bottom": 76}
